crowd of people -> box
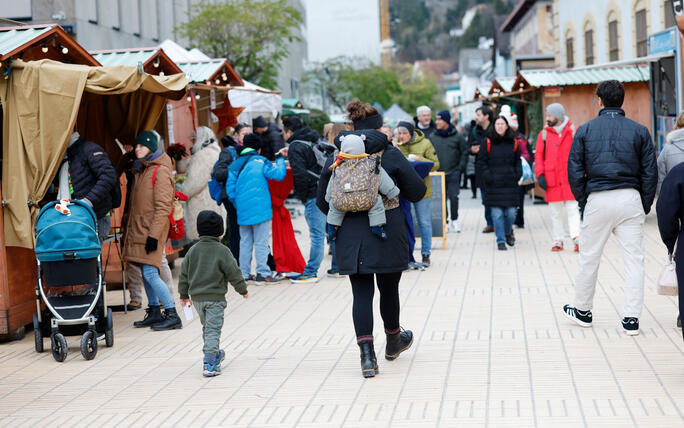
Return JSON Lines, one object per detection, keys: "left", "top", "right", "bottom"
{"left": 55, "top": 78, "right": 684, "bottom": 379}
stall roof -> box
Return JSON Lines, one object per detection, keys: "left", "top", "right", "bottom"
{"left": 90, "top": 47, "right": 182, "bottom": 75}
{"left": 489, "top": 76, "right": 516, "bottom": 94}
{"left": 0, "top": 24, "right": 99, "bottom": 65}
{"left": 178, "top": 58, "right": 243, "bottom": 86}
{"left": 515, "top": 65, "right": 649, "bottom": 89}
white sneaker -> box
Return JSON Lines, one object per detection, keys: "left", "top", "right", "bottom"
{"left": 450, "top": 220, "right": 461, "bottom": 233}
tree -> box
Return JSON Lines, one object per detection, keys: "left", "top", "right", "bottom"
{"left": 391, "top": 63, "right": 446, "bottom": 115}
{"left": 175, "top": 0, "right": 303, "bottom": 88}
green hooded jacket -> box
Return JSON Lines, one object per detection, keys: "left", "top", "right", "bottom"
{"left": 398, "top": 129, "right": 440, "bottom": 199}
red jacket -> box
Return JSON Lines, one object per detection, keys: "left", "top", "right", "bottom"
{"left": 535, "top": 121, "right": 576, "bottom": 202}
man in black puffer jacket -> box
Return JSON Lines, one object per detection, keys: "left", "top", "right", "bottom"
{"left": 564, "top": 80, "right": 657, "bottom": 337}
{"left": 253, "top": 116, "right": 285, "bottom": 161}
{"left": 65, "top": 132, "right": 120, "bottom": 241}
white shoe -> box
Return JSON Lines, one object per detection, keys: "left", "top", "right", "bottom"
{"left": 450, "top": 220, "right": 461, "bottom": 233}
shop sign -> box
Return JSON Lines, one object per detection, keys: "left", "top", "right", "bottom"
{"left": 649, "top": 28, "right": 677, "bottom": 55}
{"left": 544, "top": 86, "right": 561, "bottom": 98}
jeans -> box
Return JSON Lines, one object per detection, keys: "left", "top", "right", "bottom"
{"left": 304, "top": 198, "right": 327, "bottom": 276}
{"left": 445, "top": 171, "right": 461, "bottom": 221}
{"left": 490, "top": 207, "right": 517, "bottom": 244}
{"left": 330, "top": 240, "right": 338, "bottom": 271}
{"left": 239, "top": 220, "right": 272, "bottom": 278}
{"left": 414, "top": 198, "right": 432, "bottom": 255}
{"left": 141, "top": 264, "right": 175, "bottom": 309}
{"left": 128, "top": 254, "right": 173, "bottom": 302}
{"left": 480, "top": 188, "right": 493, "bottom": 227}
{"left": 195, "top": 301, "right": 227, "bottom": 356}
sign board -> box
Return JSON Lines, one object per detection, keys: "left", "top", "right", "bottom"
{"left": 649, "top": 27, "right": 678, "bottom": 55}
{"left": 412, "top": 172, "right": 447, "bottom": 249}
{"left": 543, "top": 86, "right": 561, "bottom": 98}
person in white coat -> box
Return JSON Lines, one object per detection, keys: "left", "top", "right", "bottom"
{"left": 182, "top": 127, "right": 227, "bottom": 241}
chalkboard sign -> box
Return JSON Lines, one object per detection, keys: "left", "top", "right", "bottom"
{"left": 412, "top": 171, "right": 447, "bottom": 249}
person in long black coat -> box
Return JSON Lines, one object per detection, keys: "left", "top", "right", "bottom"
{"left": 316, "top": 100, "right": 426, "bottom": 378}
{"left": 476, "top": 115, "right": 522, "bottom": 251}
{"left": 656, "top": 162, "right": 684, "bottom": 334}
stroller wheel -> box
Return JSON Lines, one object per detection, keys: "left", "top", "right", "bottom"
{"left": 80, "top": 330, "right": 98, "bottom": 360}
{"left": 33, "top": 314, "right": 43, "bottom": 353}
{"left": 51, "top": 333, "right": 68, "bottom": 362}
{"left": 105, "top": 308, "right": 114, "bottom": 347}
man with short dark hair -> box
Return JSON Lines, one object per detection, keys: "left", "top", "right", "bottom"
{"left": 563, "top": 80, "right": 657, "bottom": 336}
{"left": 471, "top": 106, "right": 494, "bottom": 232}
{"left": 282, "top": 116, "right": 327, "bottom": 283}
{"left": 252, "top": 116, "right": 285, "bottom": 161}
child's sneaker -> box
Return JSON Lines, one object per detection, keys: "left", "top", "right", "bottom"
{"left": 370, "top": 225, "right": 388, "bottom": 240}
{"left": 203, "top": 353, "right": 222, "bottom": 377}
{"left": 552, "top": 241, "right": 564, "bottom": 252}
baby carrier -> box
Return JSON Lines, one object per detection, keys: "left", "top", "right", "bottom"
{"left": 33, "top": 200, "right": 113, "bottom": 362}
{"left": 329, "top": 151, "right": 383, "bottom": 212}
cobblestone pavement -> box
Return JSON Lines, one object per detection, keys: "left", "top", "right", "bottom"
{"left": 1, "top": 196, "right": 683, "bottom": 427}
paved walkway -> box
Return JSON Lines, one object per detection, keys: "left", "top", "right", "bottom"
{"left": 1, "top": 196, "right": 683, "bottom": 427}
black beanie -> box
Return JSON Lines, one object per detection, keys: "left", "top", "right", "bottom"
{"left": 252, "top": 116, "right": 268, "bottom": 128}
{"left": 197, "top": 211, "right": 224, "bottom": 237}
{"left": 243, "top": 133, "right": 262, "bottom": 151}
{"left": 397, "top": 121, "right": 415, "bottom": 137}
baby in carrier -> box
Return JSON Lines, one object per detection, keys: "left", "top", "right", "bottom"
{"left": 325, "top": 134, "right": 399, "bottom": 241}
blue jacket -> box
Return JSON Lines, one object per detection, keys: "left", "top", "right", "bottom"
{"left": 225, "top": 149, "right": 286, "bottom": 225}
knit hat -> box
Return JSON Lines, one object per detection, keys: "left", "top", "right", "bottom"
{"left": 242, "top": 133, "right": 262, "bottom": 151}
{"left": 499, "top": 105, "right": 518, "bottom": 130}
{"left": 436, "top": 110, "right": 451, "bottom": 123}
{"left": 252, "top": 116, "right": 268, "bottom": 129}
{"left": 339, "top": 134, "right": 366, "bottom": 156}
{"left": 134, "top": 130, "right": 160, "bottom": 152}
{"left": 545, "top": 103, "right": 565, "bottom": 121}
{"left": 396, "top": 121, "right": 415, "bottom": 137}
{"left": 197, "top": 210, "right": 224, "bottom": 237}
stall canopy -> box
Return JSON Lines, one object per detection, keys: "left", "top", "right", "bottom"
{"left": 0, "top": 24, "right": 99, "bottom": 65}
{"left": 488, "top": 77, "right": 516, "bottom": 96}
{"left": 513, "top": 65, "right": 649, "bottom": 90}
{"left": 383, "top": 103, "right": 412, "bottom": 124}
{"left": 91, "top": 47, "right": 182, "bottom": 76}
{"left": 229, "top": 80, "right": 282, "bottom": 122}
{"left": 178, "top": 59, "right": 243, "bottom": 86}
{"left": 0, "top": 59, "right": 188, "bottom": 248}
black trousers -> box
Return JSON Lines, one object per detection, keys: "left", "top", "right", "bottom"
{"left": 445, "top": 172, "right": 460, "bottom": 221}
{"left": 349, "top": 272, "right": 402, "bottom": 339}
{"left": 222, "top": 200, "right": 240, "bottom": 263}
{"left": 468, "top": 175, "right": 477, "bottom": 198}
{"left": 515, "top": 187, "right": 526, "bottom": 226}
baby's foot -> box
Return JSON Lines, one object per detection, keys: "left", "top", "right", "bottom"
{"left": 371, "top": 226, "right": 388, "bottom": 240}
{"left": 327, "top": 224, "right": 339, "bottom": 241}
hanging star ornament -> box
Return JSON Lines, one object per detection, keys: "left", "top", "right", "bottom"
{"left": 212, "top": 95, "right": 245, "bottom": 133}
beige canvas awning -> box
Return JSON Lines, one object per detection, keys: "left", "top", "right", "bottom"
{"left": 0, "top": 59, "right": 188, "bottom": 248}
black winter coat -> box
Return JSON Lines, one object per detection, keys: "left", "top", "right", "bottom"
{"left": 287, "top": 127, "right": 321, "bottom": 202}
{"left": 568, "top": 108, "right": 657, "bottom": 213}
{"left": 317, "top": 130, "right": 426, "bottom": 275}
{"left": 469, "top": 124, "right": 488, "bottom": 187}
{"left": 476, "top": 134, "right": 522, "bottom": 207}
{"left": 259, "top": 123, "right": 285, "bottom": 161}
{"left": 212, "top": 141, "right": 242, "bottom": 203}
{"left": 431, "top": 126, "right": 468, "bottom": 174}
{"left": 67, "top": 137, "right": 120, "bottom": 219}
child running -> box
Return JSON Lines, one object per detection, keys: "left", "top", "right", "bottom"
{"left": 326, "top": 133, "right": 399, "bottom": 241}
{"left": 178, "top": 210, "right": 248, "bottom": 377}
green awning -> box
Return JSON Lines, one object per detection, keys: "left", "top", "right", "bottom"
{"left": 519, "top": 66, "right": 649, "bottom": 87}
{"left": 0, "top": 26, "right": 51, "bottom": 57}
{"left": 91, "top": 49, "right": 157, "bottom": 66}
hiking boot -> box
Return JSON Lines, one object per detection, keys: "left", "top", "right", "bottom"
{"left": 385, "top": 328, "right": 414, "bottom": 361}
{"left": 497, "top": 242, "right": 507, "bottom": 251}
{"left": 291, "top": 273, "right": 320, "bottom": 284}
{"left": 151, "top": 307, "right": 183, "bottom": 331}
{"left": 482, "top": 226, "right": 494, "bottom": 233}
{"left": 358, "top": 341, "right": 378, "bottom": 378}
{"left": 127, "top": 300, "right": 142, "bottom": 311}
{"left": 255, "top": 273, "right": 282, "bottom": 284}
{"left": 505, "top": 233, "right": 515, "bottom": 247}
{"left": 562, "top": 304, "right": 592, "bottom": 327}
{"left": 133, "top": 305, "right": 162, "bottom": 328}
{"left": 421, "top": 254, "right": 430, "bottom": 267}
{"left": 573, "top": 236, "right": 580, "bottom": 252}
{"left": 552, "top": 241, "right": 564, "bottom": 252}
{"left": 621, "top": 317, "right": 639, "bottom": 336}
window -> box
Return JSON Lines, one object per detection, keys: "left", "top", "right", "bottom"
{"left": 609, "top": 20, "right": 619, "bottom": 61}
{"left": 636, "top": 9, "right": 648, "bottom": 57}
{"left": 665, "top": 0, "right": 676, "bottom": 28}
{"left": 566, "top": 37, "right": 574, "bottom": 68}
{"left": 584, "top": 30, "right": 594, "bottom": 65}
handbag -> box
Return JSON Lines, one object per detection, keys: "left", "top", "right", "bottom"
{"left": 657, "top": 254, "right": 678, "bottom": 296}
{"left": 152, "top": 166, "right": 188, "bottom": 241}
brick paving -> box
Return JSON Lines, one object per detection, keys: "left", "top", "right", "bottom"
{"left": 1, "top": 196, "right": 684, "bottom": 427}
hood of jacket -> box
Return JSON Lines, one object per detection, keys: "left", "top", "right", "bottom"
{"left": 409, "top": 129, "right": 426, "bottom": 146}
{"left": 287, "top": 127, "right": 320, "bottom": 144}
{"left": 335, "top": 129, "right": 389, "bottom": 154}
{"left": 667, "top": 128, "right": 684, "bottom": 145}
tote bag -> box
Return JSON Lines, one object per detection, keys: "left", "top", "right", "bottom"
{"left": 657, "top": 255, "right": 678, "bottom": 296}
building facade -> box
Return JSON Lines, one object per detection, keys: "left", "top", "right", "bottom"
{"left": 500, "top": 0, "right": 555, "bottom": 71}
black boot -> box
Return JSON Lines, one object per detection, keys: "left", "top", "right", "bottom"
{"left": 133, "top": 305, "right": 162, "bottom": 328}
{"left": 385, "top": 329, "right": 414, "bottom": 361}
{"left": 151, "top": 307, "right": 183, "bottom": 331}
{"left": 358, "top": 341, "right": 378, "bottom": 378}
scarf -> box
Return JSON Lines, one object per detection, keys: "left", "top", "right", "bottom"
{"left": 133, "top": 150, "right": 163, "bottom": 173}
{"left": 435, "top": 124, "right": 454, "bottom": 138}
{"left": 553, "top": 117, "right": 569, "bottom": 135}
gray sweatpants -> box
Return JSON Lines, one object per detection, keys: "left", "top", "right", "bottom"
{"left": 194, "top": 301, "right": 227, "bottom": 356}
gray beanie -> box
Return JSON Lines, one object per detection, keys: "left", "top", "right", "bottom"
{"left": 339, "top": 134, "right": 366, "bottom": 156}
{"left": 545, "top": 103, "right": 565, "bottom": 121}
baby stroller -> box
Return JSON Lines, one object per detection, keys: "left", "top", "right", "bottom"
{"left": 33, "top": 200, "right": 113, "bottom": 362}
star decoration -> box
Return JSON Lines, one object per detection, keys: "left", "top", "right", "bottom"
{"left": 212, "top": 95, "right": 245, "bottom": 133}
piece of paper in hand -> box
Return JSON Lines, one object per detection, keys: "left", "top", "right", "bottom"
{"left": 115, "top": 138, "right": 126, "bottom": 154}
{"left": 183, "top": 303, "right": 194, "bottom": 321}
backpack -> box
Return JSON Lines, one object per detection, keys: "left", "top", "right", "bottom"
{"left": 293, "top": 139, "right": 336, "bottom": 178}
{"left": 208, "top": 146, "right": 238, "bottom": 205}
{"left": 152, "top": 165, "right": 187, "bottom": 241}
{"left": 329, "top": 151, "right": 383, "bottom": 212}
{"left": 486, "top": 138, "right": 519, "bottom": 153}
